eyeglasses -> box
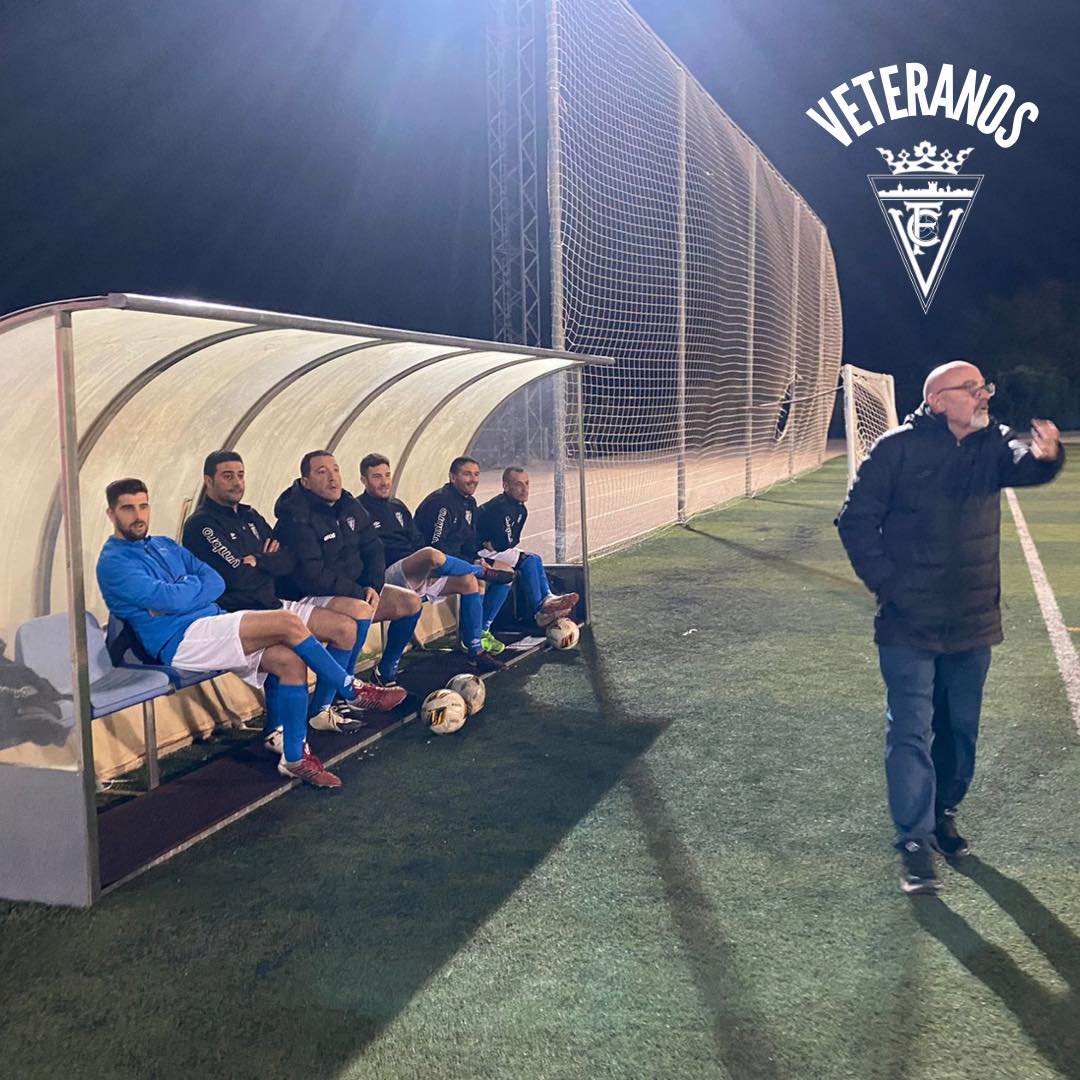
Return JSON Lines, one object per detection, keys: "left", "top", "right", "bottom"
{"left": 935, "top": 381, "right": 995, "bottom": 398}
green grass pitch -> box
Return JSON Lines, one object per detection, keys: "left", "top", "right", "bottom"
{"left": 1, "top": 457, "right": 1077, "bottom": 1079}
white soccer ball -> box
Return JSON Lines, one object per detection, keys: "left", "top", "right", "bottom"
{"left": 422, "top": 688, "right": 468, "bottom": 735}
{"left": 545, "top": 617, "right": 580, "bottom": 650}
{"left": 447, "top": 673, "right": 486, "bottom": 715}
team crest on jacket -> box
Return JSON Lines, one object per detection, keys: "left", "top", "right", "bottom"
{"left": 395, "top": 511, "right": 405, "bottom": 527}
{"left": 346, "top": 516, "right": 356, "bottom": 531}
{"left": 868, "top": 142, "right": 982, "bottom": 313}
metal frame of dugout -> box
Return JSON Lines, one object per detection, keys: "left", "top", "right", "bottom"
{"left": 0, "top": 293, "right": 609, "bottom": 907}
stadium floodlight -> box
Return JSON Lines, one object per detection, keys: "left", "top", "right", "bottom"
{"left": 842, "top": 363, "right": 899, "bottom": 485}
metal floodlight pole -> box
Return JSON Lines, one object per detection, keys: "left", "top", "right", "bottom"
{"left": 817, "top": 231, "right": 829, "bottom": 465}
{"left": 842, "top": 363, "right": 858, "bottom": 487}
{"left": 787, "top": 201, "right": 801, "bottom": 480}
{"left": 675, "top": 68, "right": 688, "bottom": 525}
{"left": 744, "top": 157, "right": 758, "bottom": 497}
{"left": 575, "top": 368, "right": 591, "bottom": 622}
{"left": 547, "top": 0, "right": 568, "bottom": 560}
{"left": 55, "top": 309, "right": 100, "bottom": 904}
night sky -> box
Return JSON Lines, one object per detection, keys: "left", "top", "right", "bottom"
{"left": 3, "top": 0, "right": 1077, "bottom": 417}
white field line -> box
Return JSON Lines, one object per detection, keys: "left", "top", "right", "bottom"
{"left": 1005, "top": 487, "right": 1080, "bottom": 736}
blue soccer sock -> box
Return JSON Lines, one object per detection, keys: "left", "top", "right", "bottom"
{"left": 482, "top": 582, "right": 512, "bottom": 631}
{"left": 518, "top": 554, "right": 552, "bottom": 614}
{"left": 459, "top": 591, "right": 484, "bottom": 655}
{"left": 278, "top": 682, "right": 310, "bottom": 763}
{"left": 262, "top": 674, "right": 281, "bottom": 737}
{"left": 432, "top": 554, "right": 482, "bottom": 579}
{"left": 292, "top": 634, "right": 354, "bottom": 698}
{"left": 309, "top": 644, "right": 354, "bottom": 717}
{"left": 344, "top": 619, "right": 372, "bottom": 682}
{"left": 377, "top": 610, "right": 421, "bottom": 679}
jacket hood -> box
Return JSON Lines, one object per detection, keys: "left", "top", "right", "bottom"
{"left": 274, "top": 480, "right": 360, "bottom": 522}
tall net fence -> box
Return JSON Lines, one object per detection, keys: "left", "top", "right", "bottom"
{"left": 546, "top": 0, "right": 843, "bottom": 553}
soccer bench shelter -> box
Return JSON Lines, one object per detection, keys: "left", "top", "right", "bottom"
{"left": 0, "top": 293, "right": 607, "bottom": 906}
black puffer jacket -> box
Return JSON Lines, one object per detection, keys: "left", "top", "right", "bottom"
{"left": 836, "top": 405, "right": 1064, "bottom": 652}
{"left": 272, "top": 481, "right": 386, "bottom": 600}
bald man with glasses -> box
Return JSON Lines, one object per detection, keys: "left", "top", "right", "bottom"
{"left": 836, "top": 359, "right": 1064, "bottom": 894}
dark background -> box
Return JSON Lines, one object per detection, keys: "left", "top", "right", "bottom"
{"left": 2, "top": 0, "right": 1077, "bottom": 424}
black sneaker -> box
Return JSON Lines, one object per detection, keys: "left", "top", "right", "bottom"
{"left": 899, "top": 840, "right": 942, "bottom": 895}
{"left": 478, "top": 565, "right": 515, "bottom": 585}
{"left": 466, "top": 649, "right": 506, "bottom": 673}
{"left": 934, "top": 809, "right": 970, "bottom": 859}
{"left": 368, "top": 666, "right": 401, "bottom": 690}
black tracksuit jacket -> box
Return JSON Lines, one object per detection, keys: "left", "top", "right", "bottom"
{"left": 272, "top": 481, "right": 386, "bottom": 600}
{"left": 836, "top": 405, "right": 1064, "bottom": 652}
{"left": 357, "top": 491, "right": 425, "bottom": 566}
{"left": 414, "top": 483, "right": 480, "bottom": 562}
{"left": 181, "top": 500, "right": 293, "bottom": 611}
{"left": 477, "top": 492, "right": 527, "bottom": 551}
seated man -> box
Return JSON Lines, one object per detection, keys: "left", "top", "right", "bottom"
{"left": 96, "top": 479, "right": 403, "bottom": 789}
{"left": 477, "top": 467, "right": 579, "bottom": 628}
{"left": 182, "top": 450, "right": 399, "bottom": 739}
{"left": 273, "top": 450, "right": 425, "bottom": 688}
{"left": 414, "top": 456, "right": 514, "bottom": 657}
{"left": 357, "top": 453, "right": 513, "bottom": 671}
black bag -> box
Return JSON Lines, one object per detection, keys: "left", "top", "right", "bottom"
{"left": 0, "top": 640, "right": 74, "bottom": 750}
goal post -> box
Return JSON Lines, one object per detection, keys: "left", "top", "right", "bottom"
{"left": 842, "top": 363, "right": 899, "bottom": 484}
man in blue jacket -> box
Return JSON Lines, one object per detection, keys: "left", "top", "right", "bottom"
{"left": 97, "top": 478, "right": 404, "bottom": 789}
{"left": 837, "top": 359, "right": 1064, "bottom": 894}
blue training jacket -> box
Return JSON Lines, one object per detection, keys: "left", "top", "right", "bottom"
{"left": 96, "top": 535, "right": 225, "bottom": 663}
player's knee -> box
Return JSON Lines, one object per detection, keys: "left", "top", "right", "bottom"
{"left": 277, "top": 611, "right": 310, "bottom": 644}
{"left": 264, "top": 644, "right": 306, "bottom": 683}
{"left": 349, "top": 598, "right": 373, "bottom": 621}
{"left": 403, "top": 590, "right": 422, "bottom": 615}
{"left": 426, "top": 547, "right": 446, "bottom": 567}
{"left": 459, "top": 574, "right": 479, "bottom": 594}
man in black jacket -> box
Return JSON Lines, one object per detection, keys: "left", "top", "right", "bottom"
{"left": 415, "top": 456, "right": 515, "bottom": 659}
{"left": 358, "top": 453, "right": 511, "bottom": 671}
{"left": 837, "top": 359, "right": 1064, "bottom": 894}
{"left": 477, "top": 466, "right": 579, "bottom": 628}
{"left": 182, "top": 451, "right": 405, "bottom": 738}
{"left": 273, "top": 450, "right": 423, "bottom": 688}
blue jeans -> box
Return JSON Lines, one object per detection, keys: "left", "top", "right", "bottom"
{"left": 877, "top": 645, "right": 992, "bottom": 846}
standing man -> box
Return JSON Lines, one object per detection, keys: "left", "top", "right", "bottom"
{"left": 477, "top": 466, "right": 579, "bottom": 627}
{"left": 357, "top": 453, "right": 512, "bottom": 672}
{"left": 182, "top": 451, "right": 404, "bottom": 740}
{"left": 837, "top": 359, "right": 1064, "bottom": 894}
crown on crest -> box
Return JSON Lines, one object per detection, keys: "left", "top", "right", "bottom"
{"left": 876, "top": 141, "right": 973, "bottom": 175}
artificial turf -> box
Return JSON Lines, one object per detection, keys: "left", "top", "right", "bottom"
{"left": 1, "top": 457, "right": 1077, "bottom": 1079}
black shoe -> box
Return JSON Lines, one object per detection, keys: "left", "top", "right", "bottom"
{"left": 899, "top": 840, "right": 942, "bottom": 895}
{"left": 478, "top": 565, "right": 515, "bottom": 585}
{"left": 368, "top": 666, "right": 401, "bottom": 690}
{"left": 934, "top": 809, "right": 970, "bottom": 859}
{"left": 466, "top": 649, "right": 506, "bottom": 673}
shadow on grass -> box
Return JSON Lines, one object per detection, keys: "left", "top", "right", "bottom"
{"left": 0, "top": 638, "right": 668, "bottom": 1080}
{"left": 579, "top": 632, "right": 780, "bottom": 1078}
{"left": 911, "top": 856, "right": 1080, "bottom": 1080}
{"left": 684, "top": 524, "right": 867, "bottom": 598}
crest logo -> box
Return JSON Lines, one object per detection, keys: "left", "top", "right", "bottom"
{"left": 868, "top": 141, "right": 982, "bottom": 312}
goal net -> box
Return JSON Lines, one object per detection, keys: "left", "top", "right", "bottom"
{"left": 842, "top": 363, "right": 899, "bottom": 484}
{"left": 547, "top": 0, "right": 843, "bottom": 554}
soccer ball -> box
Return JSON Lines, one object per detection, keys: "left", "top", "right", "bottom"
{"left": 447, "top": 673, "right": 486, "bottom": 715}
{"left": 545, "top": 618, "right": 580, "bottom": 650}
{"left": 422, "top": 688, "right": 468, "bottom": 734}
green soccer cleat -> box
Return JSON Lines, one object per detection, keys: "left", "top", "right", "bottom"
{"left": 480, "top": 629, "right": 507, "bottom": 655}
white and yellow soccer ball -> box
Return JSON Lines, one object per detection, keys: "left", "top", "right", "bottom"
{"left": 447, "top": 673, "right": 486, "bottom": 715}
{"left": 422, "top": 688, "right": 468, "bottom": 734}
{"left": 545, "top": 617, "right": 580, "bottom": 650}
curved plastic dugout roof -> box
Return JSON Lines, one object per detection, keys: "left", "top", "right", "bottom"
{"left": 0, "top": 293, "right": 609, "bottom": 637}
